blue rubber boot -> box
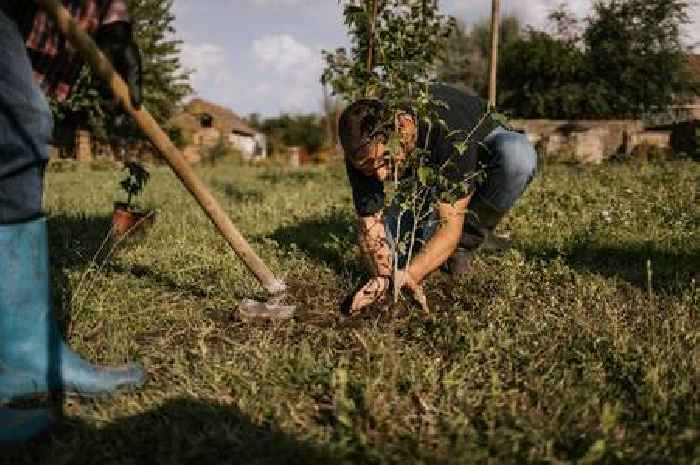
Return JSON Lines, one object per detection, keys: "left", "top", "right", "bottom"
{"left": 0, "top": 218, "right": 145, "bottom": 400}
{"left": 0, "top": 408, "right": 52, "bottom": 444}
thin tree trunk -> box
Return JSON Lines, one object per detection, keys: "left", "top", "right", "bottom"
{"left": 488, "top": 0, "right": 501, "bottom": 109}
{"left": 367, "top": 0, "right": 379, "bottom": 73}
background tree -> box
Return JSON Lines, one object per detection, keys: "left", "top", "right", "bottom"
{"left": 52, "top": 0, "right": 191, "bottom": 142}
{"left": 497, "top": 25, "right": 597, "bottom": 119}
{"left": 583, "top": 0, "right": 694, "bottom": 118}
{"left": 437, "top": 15, "right": 521, "bottom": 97}
{"left": 127, "top": 0, "right": 192, "bottom": 123}
{"left": 496, "top": 0, "right": 694, "bottom": 119}
{"left": 255, "top": 114, "right": 328, "bottom": 155}
{"left": 547, "top": 2, "right": 583, "bottom": 41}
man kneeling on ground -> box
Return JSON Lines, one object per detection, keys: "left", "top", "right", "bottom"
{"left": 339, "top": 84, "right": 537, "bottom": 314}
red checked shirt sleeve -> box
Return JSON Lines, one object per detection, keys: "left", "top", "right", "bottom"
{"left": 26, "top": 0, "right": 130, "bottom": 102}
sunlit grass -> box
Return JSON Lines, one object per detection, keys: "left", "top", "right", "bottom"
{"left": 5, "top": 158, "right": 697, "bottom": 464}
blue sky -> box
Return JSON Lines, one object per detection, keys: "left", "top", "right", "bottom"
{"left": 172, "top": 0, "right": 700, "bottom": 118}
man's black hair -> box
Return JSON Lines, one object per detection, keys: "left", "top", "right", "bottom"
{"left": 338, "top": 99, "right": 388, "bottom": 167}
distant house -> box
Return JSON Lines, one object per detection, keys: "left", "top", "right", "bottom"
{"left": 675, "top": 54, "right": 700, "bottom": 121}
{"left": 170, "top": 99, "right": 266, "bottom": 163}
{"left": 228, "top": 126, "right": 267, "bottom": 159}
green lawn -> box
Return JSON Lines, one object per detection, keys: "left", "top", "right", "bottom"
{"left": 4, "top": 158, "right": 698, "bottom": 464}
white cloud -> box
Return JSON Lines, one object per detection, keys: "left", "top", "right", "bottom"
{"left": 253, "top": 34, "right": 317, "bottom": 75}
{"left": 252, "top": 34, "right": 325, "bottom": 111}
{"left": 180, "top": 42, "right": 234, "bottom": 88}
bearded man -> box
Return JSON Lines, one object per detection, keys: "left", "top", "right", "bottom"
{"left": 339, "top": 84, "right": 537, "bottom": 313}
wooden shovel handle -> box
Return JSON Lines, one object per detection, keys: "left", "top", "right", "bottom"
{"left": 37, "top": 0, "right": 286, "bottom": 294}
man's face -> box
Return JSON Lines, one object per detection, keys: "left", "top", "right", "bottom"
{"left": 354, "top": 114, "right": 416, "bottom": 181}
{"left": 354, "top": 140, "right": 393, "bottom": 181}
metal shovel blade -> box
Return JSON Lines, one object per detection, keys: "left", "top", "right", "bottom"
{"left": 238, "top": 298, "right": 296, "bottom": 321}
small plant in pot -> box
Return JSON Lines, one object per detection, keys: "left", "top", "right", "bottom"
{"left": 112, "top": 161, "right": 154, "bottom": 239}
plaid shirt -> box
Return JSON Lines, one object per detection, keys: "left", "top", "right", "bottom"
{"left": 21, "top": 0, "right": 129, "bottom": 101}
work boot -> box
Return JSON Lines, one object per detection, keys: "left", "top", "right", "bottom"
{"left": 0, "top": 218, "right": 145, "bottom": 401}
{"left": 0, "top": 408, "right": 52, "bottom": 444}
{"left": 447, "top": 198, "right": 508, "bottom": 277}
{"left": 481, "top": 232, "right": 512, "bottom": 253}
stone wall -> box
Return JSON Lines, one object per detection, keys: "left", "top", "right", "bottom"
{"left": 508, "top": 119, "right": 673, "bottom": 164}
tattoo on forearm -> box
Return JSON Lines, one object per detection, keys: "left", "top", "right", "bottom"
{"left": 358, "top": 215, "right": 392, "bottom": 277}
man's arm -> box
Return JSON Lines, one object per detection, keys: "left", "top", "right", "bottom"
{"left": 406, "top": 197, "right": 469, "bottom": 283}
{"left": 358, "top": 211, "right": 392, "bottom": 277}
{"left": 351, "top": 212, "right": 392, "bottom": 312}
{"left": 95, "top": 0, "right": 142, "bottom": 108}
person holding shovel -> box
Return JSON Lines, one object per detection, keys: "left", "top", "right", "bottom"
{"left": 340, "top": 83, "right": 537, "bottom": 314}
{"left": 0, "top": 0, "right": 144, "bottom": 443}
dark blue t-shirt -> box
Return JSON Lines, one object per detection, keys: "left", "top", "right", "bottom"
{"left": 346, "top": 84, "right": 500, "bottom": 217}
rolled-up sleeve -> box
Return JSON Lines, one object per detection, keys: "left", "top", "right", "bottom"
{"left": 346, "top": 160, "right": 385, "bottom": 217}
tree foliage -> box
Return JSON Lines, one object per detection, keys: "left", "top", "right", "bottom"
{"left": 323, "top": 1, "right": 473, "bottom": 201}
{"left": 442, "top": 0, "right": 696, "bottom": 119}
{"left": 323, "top": 0, "right": 454, "bottom": 104}
{"left": 324, "top": 1, "right": 497, "bottom": 292}
{"left": 498, "top": 29, "right": 597, "bottom": 119}
{"left": 251, "top": 114, "right": 329, "bottom": 155}
{"left": 437, "top": 16, "right": 521, "bottom": 98}
{"left": 583, "top": 0, "right": 694, "bottom": 118}
{"left": 127, "top": 0, "right": 192, "bottom": 123}
{"left": 52, "top": 0, "right": 191, "bottom": 140}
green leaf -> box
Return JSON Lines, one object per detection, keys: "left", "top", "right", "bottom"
{"left": 453, "top": 140, "right": 470, "bottom": 156}
{"left": 417, "top": 166, "right": 436, "bottom": 185}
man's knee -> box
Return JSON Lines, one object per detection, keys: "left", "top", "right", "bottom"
{"left": 492, "top": 132, "right": 537, "bottom": 183}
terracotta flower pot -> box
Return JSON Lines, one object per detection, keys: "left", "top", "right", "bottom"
{"left": 112, "top": 202, "right": 155, "bottom": 239}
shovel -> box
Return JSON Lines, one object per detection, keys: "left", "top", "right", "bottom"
{"left": 38, "top": 0, "right": 295, "bottom": 321}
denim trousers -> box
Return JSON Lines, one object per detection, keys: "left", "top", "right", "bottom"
{"left": 0, "top": 9, "right": 53, "bottom": 225}
{"left": 385, "top": 126, "right": 538, "bottom": 267}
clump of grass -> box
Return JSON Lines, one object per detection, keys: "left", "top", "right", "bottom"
{"left": 6, "top": 159, "right": 697, "bottom": 464}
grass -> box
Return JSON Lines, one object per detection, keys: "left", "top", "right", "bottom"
{"left": 3, "top": 158, "right": 698, "bottom": 464}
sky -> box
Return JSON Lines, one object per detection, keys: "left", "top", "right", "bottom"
{"left": 172, "top": 0, "right": 700, "bottom": 118}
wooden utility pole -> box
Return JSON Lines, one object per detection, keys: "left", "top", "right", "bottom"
{"left": 322, "top": 79, "right": 335, "bottom": 146}
{"left": 367, "top": 0, "right": 379, "bottom": 73}
{"left": 488, "top": 0, "right": 501, "bottom": 109}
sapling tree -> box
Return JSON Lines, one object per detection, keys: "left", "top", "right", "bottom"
{"left": 323, "top": 0, "right": 499, "bottom": 305}
{"left": 120, "top": 161, "right": 151, "bottom": 211}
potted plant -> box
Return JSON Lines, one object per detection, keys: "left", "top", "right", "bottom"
{"left": 112, "top": 161, "right": 154, "bottom": 238}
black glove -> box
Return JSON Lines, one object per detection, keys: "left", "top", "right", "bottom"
{"left": 95, "top": 21, "right": 142, "bottom": 109}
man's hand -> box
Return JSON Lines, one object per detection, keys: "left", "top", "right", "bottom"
{"left": 350, "top": 276, "right": 391, "bottom": 314}
{"left": 394, "top": 269, "right": 429, "bottom": 313}
{"left": 95, "top": 21, "right": 142, "bottom": 108}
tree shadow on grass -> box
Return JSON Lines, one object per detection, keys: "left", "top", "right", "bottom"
{"left": 47, "top": 213, "right": 115, "bottom": 271}
{"left": 267, "top": 209, "right": 361, "bottom": 275}
{"left": 522, "top": 238, "right": 699, "bottom": 296}
{"left": 209, "top": 180, "right": 265, "bottom": 204}
{"left": 46, "top": 214, "right": 117, "bottom": 333}
{"left": 47, "top": 214, "right": 252, "bottom": 304}
{"left": 257, "top": 170, "right": 323, "bottom": 186}
{"left": 2, "top": 397, "right": 353, "bottom": 465}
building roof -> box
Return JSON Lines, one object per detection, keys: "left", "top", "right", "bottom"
{"left": 170, "top": 99, "right": 257, "bottom": 137}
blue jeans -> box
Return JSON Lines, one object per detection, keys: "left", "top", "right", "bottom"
{"left": 385, "top": 127, "right": 537, "bottom": 267}
{"left": 0, "top": 10, "right": 53, "bottom": 224}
